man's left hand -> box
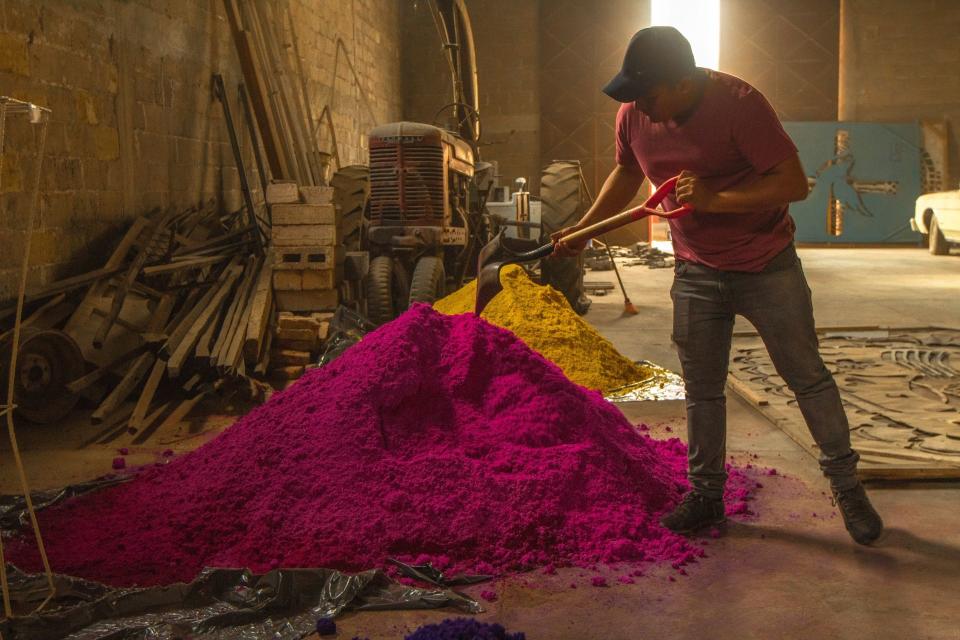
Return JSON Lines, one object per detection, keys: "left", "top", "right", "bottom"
{"left": 676, "top": 170, "right": 719, "bottom": 212}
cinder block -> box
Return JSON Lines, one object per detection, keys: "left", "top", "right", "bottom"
{"left": 271, "top": 203, "right": 337, "bottom": 226}
{"left": 277, "top": 312, "right": 320, "bottom": 331}
{"left": 273, "top": 245, "right": 343, "bottom": 270}
{"left": 275, "top": 289, "right": 339, "bottom": 312}
{"left": 276, "top": 326, "right": 316, "bottom": 342}
{"left": 266, "top": 181, "right": 300, "bottom": 204}
{"left": 272, "top": 270, "right": 302, "bottom": 291}
{"left": 275, "top": 338, "right": 317, "bottom": 352}
{"left": 299, "top": 185, "right": 334, "bottom": 204}
{"left": 302, "top": 268, "right": 339, "bottom": 290}
{"left": 271, "top": 349, "right": 312, "bottom": 366}
{"left": 269, "top": 365, "right": 306, "bottom": 380}
{"left": 272, "top": 224, "right": 336, "bottom": 246}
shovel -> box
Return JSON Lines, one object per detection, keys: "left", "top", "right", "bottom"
{"left": 474, "top": 174, "right": 692, "bottom": 314}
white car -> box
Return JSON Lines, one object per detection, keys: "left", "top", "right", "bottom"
{"left": 913, "top": 188, "right": 960, "bottom": 255}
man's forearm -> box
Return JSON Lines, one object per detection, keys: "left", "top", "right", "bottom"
{"left": 710, "top": 173, "right": 808, "bottom": 213}
{"left": 688, "top": 155, "right": 809, "bottom": 214}
{"left": 577, "top": 164, "right": 646, "bottom": 227}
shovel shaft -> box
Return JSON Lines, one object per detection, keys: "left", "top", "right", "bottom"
{"left": 559, "top": 175, "right": 693, "bottom": 246}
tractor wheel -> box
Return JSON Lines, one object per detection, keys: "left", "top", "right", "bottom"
{"left": 929, "top": 215, "right": 950, "bottom": 255}
{"left": 540, "top": 160, "right": 591, "bottom": 314}
{"left": 366, "top": 255, "right": 410, "bottom": 325}
{"left": 331, "top": 165, "right": 370, "bottom": 251}
{"left": 409, "top": 256, "right": 446, "bottom": 306}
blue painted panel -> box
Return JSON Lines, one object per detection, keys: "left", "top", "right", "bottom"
{"left": 783, "top": 122, "right": 922, "bottom": 243}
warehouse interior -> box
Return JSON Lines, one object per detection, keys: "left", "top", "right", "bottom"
{"left": 0, "top": 1, "right": 958, "bottom": 638}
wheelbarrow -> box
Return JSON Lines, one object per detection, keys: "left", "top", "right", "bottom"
{"left": 474, "top": 174, "right": 693, "bottom": 314}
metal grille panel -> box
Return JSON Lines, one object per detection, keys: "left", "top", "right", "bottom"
{"left": 369, "top": 144, "right": 445, "bottom": 225}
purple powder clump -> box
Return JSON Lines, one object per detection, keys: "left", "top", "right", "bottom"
{"left": 111, "top": 457, "right": 126, "bottom": 470}
{"left": 118, "top": 448, "right": 129, "bottom": 456}
{"left": 405, "top": 618, "right": 525, "bottom": 640}
{"left": 480, "top": 589, "right": 497, "bottom": 602}
{"left": 316, "top": 617, "right": 336, "bottom": 636}
{"left": 591, "top": 576, "right": 608, "bottom": 587}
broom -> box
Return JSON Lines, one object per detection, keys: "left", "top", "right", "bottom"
{"left": 577, "top": 173, "right": 638, "bottom": 315}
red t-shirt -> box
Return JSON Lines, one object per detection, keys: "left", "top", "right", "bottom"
{"left": 615, "top": 70, "right": 798, "bottom": 272}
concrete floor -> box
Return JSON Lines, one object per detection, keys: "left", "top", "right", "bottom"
{"left": 2, "top": 248, "right": 959, "bottom": 639}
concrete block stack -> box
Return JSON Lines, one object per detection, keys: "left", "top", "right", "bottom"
{"left": 268, "top": 311, "right": 332, "bottom": 381}
{"left": 267, "top": 181, "right": 343, "bottom": 313}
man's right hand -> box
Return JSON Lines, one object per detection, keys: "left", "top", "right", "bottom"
{"left": 550, "top": 224, "right": 589, "bottom": 258}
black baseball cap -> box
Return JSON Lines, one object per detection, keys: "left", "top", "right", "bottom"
{"left": 602, "top": 26, "right": 697, "bottom": 102}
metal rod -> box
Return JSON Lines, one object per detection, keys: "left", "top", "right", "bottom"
{"left": 213, "top": 74, "right": 265, "bottom": 252}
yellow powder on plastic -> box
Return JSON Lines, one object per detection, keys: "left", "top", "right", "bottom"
{"left": 433, "top": 265, "right": 653, "bottom": 391}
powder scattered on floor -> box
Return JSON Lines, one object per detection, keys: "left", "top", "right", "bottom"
{"left": 405, "top": 618, "right": 525, "bottom": 640}
{"left": 8, "top": 305, "right": 757, "bottom": 587}
{"left": 433, "top": 265, "right": 652, "bottom": 392}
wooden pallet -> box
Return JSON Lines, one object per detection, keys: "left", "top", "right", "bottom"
{"left": 727, "top": 326, "right": 960, "bottom": 481}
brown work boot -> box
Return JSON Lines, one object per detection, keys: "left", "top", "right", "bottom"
{"left": 832, "top": 482, "right": 883, "bottom": 545}
{"left": 660, "top": 491, "right": 726, "bottom": 534}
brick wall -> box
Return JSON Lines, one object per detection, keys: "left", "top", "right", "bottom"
{"left": 839, "top": 0, "right": 960, "bottom": 185}
{"left": 0, "top": 0, "right": 402, "bottom": 302}
{"left": 402, "top": 0, "right": 541, "bottom": 191}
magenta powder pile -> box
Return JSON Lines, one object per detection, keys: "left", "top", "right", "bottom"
{"left": 8, "top": 304, "right": 756, "bottom": 587}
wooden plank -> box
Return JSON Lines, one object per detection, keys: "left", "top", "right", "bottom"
{"left": 221, "top": 257, "right": 265, "bottom": 370}
{"left": 142, "top": 255, "right": 226, "bottom": 276}
{"left": 212, "top": 256, "right": 259, "bottom": 364}
{"left": 91, "top": 352, "right": 156, "bottom": 423}
{"left": 162, "top": 257, "right": 241, "bottom": 359}
{"left": 93, "top": 209, "right": 176, "bottom": 348}
{"left": 222, "top": 0, "right": 289, "bottom": 179}
{"left": 129, "top": 358, "right": 167, "bottom": 430}
{"left": 243, "top": 259, "right": 274, "bottom": 365}
{"left": 254, "top": 315, "right": 274, "bottom": 375}
{"left": 66, "top": 343, "right": 149, "bottom": 394}
{"left": 167, "top": 265, "right": 244, "bottom": 377}
{"left": 138, "top": 391, "right": 209, "bottom": 445}
{"left": 726, "top": 376, "right": 769, "bottom": 407}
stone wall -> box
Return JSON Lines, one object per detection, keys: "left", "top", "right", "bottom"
{"left": 839, "top": 0, "right": 960, "bottom": 186}
{"left": 0, "top": 0, "right": 402, "bottom": 302}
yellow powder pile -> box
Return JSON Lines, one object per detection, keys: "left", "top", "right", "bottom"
{"left": 433, "top": 265, "right": 653, "bottom": 391}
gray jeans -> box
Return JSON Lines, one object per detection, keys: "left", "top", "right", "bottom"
{"left": 670, "top": 244, "right": 860, "bottom": 499}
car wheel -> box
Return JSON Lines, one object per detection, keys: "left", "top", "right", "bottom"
{"left": 929, "top": 215, "right": 950, "bottom": 255}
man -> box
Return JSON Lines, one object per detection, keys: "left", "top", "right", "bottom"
{"left": 552, "top": 26, "right": 883, "bottom": 545}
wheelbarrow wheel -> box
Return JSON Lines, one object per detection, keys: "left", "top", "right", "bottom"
{"left": 408, "top": 256, "right": 446, "bottom": 306}
{"left": 0, "top": 328, "right": 86, "bottom": 424}
{"left": 366, "top": 255, "right": 409, "bottom": 325}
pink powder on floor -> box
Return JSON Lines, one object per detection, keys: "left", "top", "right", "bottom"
{"left": 8, "top": 304, "right": 757, "bottom": 587}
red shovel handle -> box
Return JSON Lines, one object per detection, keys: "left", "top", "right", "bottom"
{"left": 553, "top": 174, "right": 693, "bottom": 247}
{"left": 627, "top": 175, "right": 693, "bottom": 220}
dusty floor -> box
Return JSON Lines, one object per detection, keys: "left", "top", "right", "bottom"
{"left": 2, "top": 247, "right": 959, "bottom": 639}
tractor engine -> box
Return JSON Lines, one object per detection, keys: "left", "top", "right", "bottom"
{"left": 367, "top": 121, "right": 474, "bottom": 251}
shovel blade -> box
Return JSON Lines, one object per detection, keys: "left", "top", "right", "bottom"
{"left": 475, "top": 262, "right": 505, "bottom": 315}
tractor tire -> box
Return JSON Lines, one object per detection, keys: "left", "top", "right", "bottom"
{"left": 409, "top": 256, "right": 446, "bottom": 306}
{"left": 332, "top": 165, "right": 370, "bottom": 251}
{"left": 929, "top": 215, "right": 950, "bottom": 255}
{"left": 366, "top": 255, "right": 410, "bottom": 325}
{"left": 540, "top": 160, "right": 591, "bottom": 314}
